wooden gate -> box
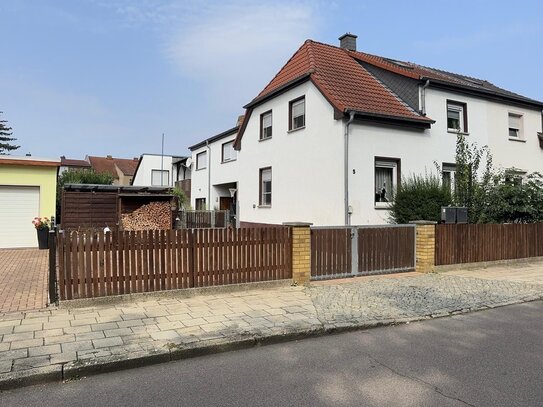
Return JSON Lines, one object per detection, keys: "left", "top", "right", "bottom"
{"left": 311, "top": 225, "right": 416, "bottom": 280}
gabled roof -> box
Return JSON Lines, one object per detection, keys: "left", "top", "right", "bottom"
{"left": 87, "top": 156, "right": 139, "bottom": 179}
{"left": 189, "top": 126, "right": 239, "bottom": 151}
{"left": 234, "top": 39, "right": 543, "bottom": 150}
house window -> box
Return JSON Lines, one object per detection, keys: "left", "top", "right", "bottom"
{"left": 196, "top": 151, "right": 207, "bottom": 170}
{"left": 222, "top": 140, "right": 237, "bottom": 163}
{"left": 508, "top": 113, "right": 523, "bottom": 139}
{"left": 260, "top": 111, "right": 272, "bottom": 140}
{"left": 447, "top": 101, "right": 467, "bottom": 132}
{"left": 289, "top": 97, "right": 305, "bottom": 130}
{"left": 195, "top": 198, "right": 206, "bottom": 210}
{"left": 505, "top": 169, "right": 526, "bottom": 185}
{"left": 375, "top": 158, "right": 399, "bottom": 206}
{"left": 151, "top": 170, "right": 169, "bottom": 186}
{"left": 442, "top": 163, "right": 456, "bottom": 192}
{"left": 259, "top": 167, "right": 272, "bottom": 206}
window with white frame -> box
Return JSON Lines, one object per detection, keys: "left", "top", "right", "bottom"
{"left": 151, "top": 169, "right": 169, "bottom": 186}
{"left": 221, "top": 140, "right": 237, "bottom": 163}
{"left": 375, "top": 159, "right": 399, "bottom": 206}
{"left": 447, "top": 101, "right": 467, "bottom": 132}
{"left": 508, "top": 113, "right": 523, "bottom": 139}
{"left": 196, "top": 151, "right": 207, "bottom": 170}
{"left": 260, "top": 111, "right": 272, "bottom": 140}
{"left": 259, "top": 167, "right": 272, "bottom": 206}
{"left": 289, "top": 97, "right": 305, "bottom": 130}
{"left": 442, "top": 163, "right": 456, "bottom": 193}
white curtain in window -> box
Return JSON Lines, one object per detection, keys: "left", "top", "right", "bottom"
{"left": 375, "top": 167, "right": 393, "bottom": 202}
{"left": 197, "top": 151, "right": 207, "bottom": 169}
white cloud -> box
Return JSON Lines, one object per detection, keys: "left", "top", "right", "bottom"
{"left": 162, "top": 2, "right": 317, "bottom": 104}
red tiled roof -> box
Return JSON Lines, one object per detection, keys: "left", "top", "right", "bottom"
{"left": 60, "top": 157, "right": 91, "bottom": 167}
{"left": 255, "top": 40, "right": 429, "bottom": 121}
{"left": 87, "top": 156, "right": 139, "bottom": 179}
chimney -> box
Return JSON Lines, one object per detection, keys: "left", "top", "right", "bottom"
{"left": 236, "top": 115, "right": 245, "bottom": 127}
{"left": 339, "top": 33, "right": 357, "bottom": 51}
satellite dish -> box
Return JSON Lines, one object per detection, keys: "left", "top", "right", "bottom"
{"left": 185, "top": 157, "right": 193, "bottom": 168}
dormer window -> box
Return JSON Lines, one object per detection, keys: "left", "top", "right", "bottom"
{"left": 260, "top": 111, "right": 272, "bottom": 140}
{"left": 289, "top": 96, "right": 305, "bottom": 131}
{"left": 447, "top": 101, "right": 467, "bottom": 133}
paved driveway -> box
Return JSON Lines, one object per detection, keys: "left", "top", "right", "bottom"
{"left": 0, "top": 249, "right": 48, "bottom": 313}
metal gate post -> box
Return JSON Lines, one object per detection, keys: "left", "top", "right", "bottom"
{"left": 351, "top": 226, "right": 358, "bottom": 276}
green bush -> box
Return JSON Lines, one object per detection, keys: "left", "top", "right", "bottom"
{"left": 389, "top": 173, "right": 452, "bottom": 224}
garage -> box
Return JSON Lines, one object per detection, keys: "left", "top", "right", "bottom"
{"left": 0, "top": 156, "right": 60, "bottom": 249}
{"left": 0, "top": 186, "right": 41, "bottom": 248}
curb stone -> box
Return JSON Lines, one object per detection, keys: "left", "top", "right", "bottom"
{"left": 1, "top": 296, "right": 542, "bottom": 392}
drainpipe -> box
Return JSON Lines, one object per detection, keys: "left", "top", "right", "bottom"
{"left": 344, "top": 111, "right": 355, "bottom": 225}
{"left": 206, "top": 140, "right": 211, "bottom": 209}
{"left": 420, "top": 79, "right": 430, "bottom": 116}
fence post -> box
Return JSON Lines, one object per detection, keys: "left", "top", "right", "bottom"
{"left": 410, "top": 221, "right": 437, "bottom": 273}
{"left": 48, "top": 229, "right": 58, "bottom": 305}
{"left": 283, "top": 222, "right": 312, "bottom": 285}
{"left": 351, "top": 227, "right": 358, "bottom": 276}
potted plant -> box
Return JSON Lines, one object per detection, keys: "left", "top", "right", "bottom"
{"left": 32, "top": 217, "right": 51, "bottom": 249}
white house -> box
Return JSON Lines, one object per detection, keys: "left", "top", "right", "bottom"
{"left": 189, "top": 124, "right": 240, "bottom": 215}
{"left": 132, "top": 153, "right": 191, "bottom": 198}
{"left": 224, "top": 34, "right": 543, "bottom": 226}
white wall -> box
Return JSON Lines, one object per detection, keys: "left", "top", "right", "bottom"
{"left": 236, "top": 81, "right": 345, "bottom": 226}
{"left": 132, "top": 155, "right": 176, "bottom": 187}
{"left": 190, "top": 135, "right": 239, "bottom": 209}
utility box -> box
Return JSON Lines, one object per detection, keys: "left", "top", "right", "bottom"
{"left": 441, "top": 207, "right": 468, "bottom": 224}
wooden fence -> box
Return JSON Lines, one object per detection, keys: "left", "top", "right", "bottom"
{"left": 358, "top": 226, "right": 416, "bottom": 274}
{"left": 310, "top": 225, "right": 416, "bottom": 279}
{"left": 311, "top": 228, "right": 352, "bottom": 279}
{"left": 179, "top": 210, "right": 229, "bottom": 229}
{"left": 435, "top": 223, "right": 543, "bottom": 265}
{"left": 57, "top": 227, "right": 291, "bottom": 300}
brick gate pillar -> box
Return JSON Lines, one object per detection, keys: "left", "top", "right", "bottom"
{"left": 283, "top": 222, "right": 313, "bottom": 285}
{"left": 410, "top": 221, "right": 437, "bottom": 273}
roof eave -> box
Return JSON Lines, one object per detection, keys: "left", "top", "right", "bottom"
{"left": 189, "top": 126, "right": 239, "bottom": 151}
{"left": 243, "top": 73, "right": 311, "bottom": 109}
{"left": 347, "top": 109, "right": 434, "bottom": 129}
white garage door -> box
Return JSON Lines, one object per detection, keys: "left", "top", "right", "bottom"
{"left": 0, "top": 186, "right": 40, "bottom": 248}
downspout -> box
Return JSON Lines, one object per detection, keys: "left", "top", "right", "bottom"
{"left": 206, "top": 140, "right": 211, "bottom": 210}
{"left": 344, "top": 111, "right": 355, "bottom": 225}
{"left": 421, "top": 79, "right": 430, "bottom": 116}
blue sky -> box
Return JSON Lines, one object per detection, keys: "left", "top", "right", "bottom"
{"left": 1, "top": 0, "right": 542, "bottom": 159}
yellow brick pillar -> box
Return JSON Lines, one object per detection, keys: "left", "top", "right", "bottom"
{"left": 283, "top": 222, "right": 312, "bottom": 285}
{"left": 410, "top": 221, "right": 437, "bottom": 273}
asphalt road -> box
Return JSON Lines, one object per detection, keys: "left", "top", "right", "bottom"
{"left": 2, "top": 301, "right": 542, "bottom": 407}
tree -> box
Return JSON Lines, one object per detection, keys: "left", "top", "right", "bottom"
{"left": 0, "top": 112, "right": 19, "bottom": 154}
{"left": 389, "top": 173, "right": 453, "bottom": 224}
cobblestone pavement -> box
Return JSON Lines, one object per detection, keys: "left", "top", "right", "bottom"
{"left": 443, "top": 260, "right": 543, "bottom": 284}
{"left": 309, "top": 274, "right": 543, "bottom": 326}
{"left": 0, "top": 272, "right": 542, "bottom": 388}
{"left": 0, "top": 249, "right": 48, "bottom": 313}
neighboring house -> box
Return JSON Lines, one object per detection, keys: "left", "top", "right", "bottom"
{"left": 131, "top": 153, "right": 191, "bottom": 198}
{"left": 189, "top": 121, "right": 240, "bottom": 214}
{"left": 59, "top": 156, "right": 91, "bottom": 175}
{"left": 227, "top": 34, "right": 543, "bottom": 226}
{"left": 86, "top": 155, "right": 139, "bottom": 186}
{"left": 0, "top": 156, "right": 60, "bottom": 248}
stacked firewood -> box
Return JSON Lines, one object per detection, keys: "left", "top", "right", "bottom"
{"left": 120, "top": 201, "right": 171, "bottom": 231}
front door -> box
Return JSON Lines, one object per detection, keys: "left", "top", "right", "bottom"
{"left": 219, "top": 197, "right": 232, "bottom": 211}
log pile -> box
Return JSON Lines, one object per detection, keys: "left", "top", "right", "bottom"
{"left": 121, "top": 201, "right": 171, "bottom": 231}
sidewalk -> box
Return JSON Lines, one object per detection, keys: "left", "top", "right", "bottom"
{"left": 1, "top": 271, "right": 542, "bottom": 390}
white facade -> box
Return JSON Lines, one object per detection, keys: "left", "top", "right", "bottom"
{"left": 132, "top": 154, "right": 189, "bottom": 187}
{"left": 230, "top": 82, "right": 543, "bottom": 226}
{"left": 190, "top": 131, "right": 239, "bottom": 212}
